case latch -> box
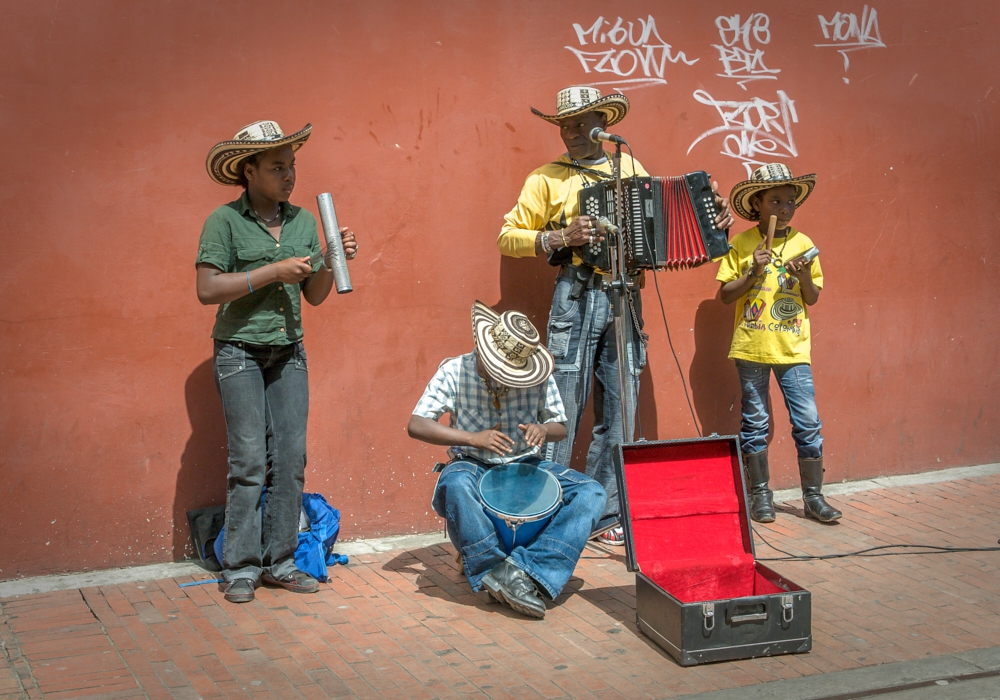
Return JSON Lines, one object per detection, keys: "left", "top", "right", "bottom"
{"left": 781, "top": 595, "right": 794, "bottom": 623}
{"left": 702, "top": 603, "right": 715, "bottom": 632}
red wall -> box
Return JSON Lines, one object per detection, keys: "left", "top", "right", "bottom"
{"left": 2, "top": 1, "right": 998, "bottom": 578}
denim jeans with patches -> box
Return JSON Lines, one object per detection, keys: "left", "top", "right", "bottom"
{"left": 213, "top": 339, "right": 309, "bottom": 583}
{"left": 431, "top": 457, "right": 606, "bottom": 599}
{"left": 735, "top": 359, "right": 823, "bottom": 458}
{"left": 542, "top": 274, "right": 646, "bottom": 522}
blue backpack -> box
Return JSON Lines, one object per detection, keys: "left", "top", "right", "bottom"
{"left": 213, "top": 491, "right": 345, "bottom": 582}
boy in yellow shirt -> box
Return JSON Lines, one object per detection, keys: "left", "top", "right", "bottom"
{"left": 716, "top": 164, "right": 841, "bottom": 524}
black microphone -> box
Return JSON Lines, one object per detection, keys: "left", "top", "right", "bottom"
{"left": 588, "top": 127, "right": 628, "bottom": 145}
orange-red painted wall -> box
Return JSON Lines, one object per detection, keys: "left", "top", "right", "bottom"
{"left": 2, "top": 1, "right": 998, "bottom": 578}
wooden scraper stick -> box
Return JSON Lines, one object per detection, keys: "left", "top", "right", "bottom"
{"left": 765, "top": 215, "right": 777, "bottom": 253}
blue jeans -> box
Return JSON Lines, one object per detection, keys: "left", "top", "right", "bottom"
{"left": 735, "top": 359, "right": 823, "bottom": 458}
{"left": 543, "top": 274, "right": 645, "bottom": 521}
{"left": 432, "top": 457, "right": 606, "bottom": 599}
{"left": 213, "top": 340, "right": 309, "bottom": 582}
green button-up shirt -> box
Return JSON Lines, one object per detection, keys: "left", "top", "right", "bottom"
{"left": 196, "top": 191, "right": 322, "bottom": 345}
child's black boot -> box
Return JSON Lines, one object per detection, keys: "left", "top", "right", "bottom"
{"left": 798, "top": 457, "right": 842, "bottom": 523}
{"left": 743, "top": 450, "right": 776, "bottom": 523}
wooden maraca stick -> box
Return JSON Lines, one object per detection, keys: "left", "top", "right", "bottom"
{"left": 765, "top": 215, "right": 777, "bottom": 253}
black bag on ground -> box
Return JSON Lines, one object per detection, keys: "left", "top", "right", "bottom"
{"left": 186, "top": 504, "right": 226, "bottom": 572}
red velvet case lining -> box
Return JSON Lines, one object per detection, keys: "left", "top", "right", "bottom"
{"left": 622, "top": 441, "right": 784, "bottom": 603}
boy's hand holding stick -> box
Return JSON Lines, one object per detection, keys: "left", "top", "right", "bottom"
{"left": 750, "top": 215, "right": 777, "bottom": 278}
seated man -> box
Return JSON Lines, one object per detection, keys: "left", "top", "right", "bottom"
{"left": 407, "top": 301, "right": 607, "bottom": 618}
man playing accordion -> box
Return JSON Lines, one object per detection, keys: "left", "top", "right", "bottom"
{"left": 498, "top": 86, "right": 734, "bottom": 545}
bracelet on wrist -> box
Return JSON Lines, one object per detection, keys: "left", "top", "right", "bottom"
{"left": 539, "top": 232, "right": 552, "bottom": 253}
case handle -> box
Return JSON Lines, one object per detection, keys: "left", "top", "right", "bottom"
{"left": 730, "top": 612, "right": 768, "bottom": 623}
{"left": 727, "top": 600, "right": 768, "bottom": 624}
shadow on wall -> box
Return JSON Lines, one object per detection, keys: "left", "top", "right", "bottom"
{"left": 495, "top": 254, "right": 553, "bottom": 328}
{"left": 172, "top": 358, "right": 228, "bottom": 560}
{"left": 495, "top": 255, "right": 658, "bottom": 469}
{"left": 689, "top": 295, "right": 743, "bottom": 438}
{"left": 570, "top": 361, "right": 659, "bottom": 470}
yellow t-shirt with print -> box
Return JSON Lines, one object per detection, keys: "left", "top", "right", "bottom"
{"left": 498, "top": 153, "right": 648, "bottom": 268}
{"left": 716, "top": 226, "right": 824, "bottom": 364}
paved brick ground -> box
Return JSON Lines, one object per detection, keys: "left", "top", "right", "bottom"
{"left": 1, "top": 474, "right": 998, "bottom": 699}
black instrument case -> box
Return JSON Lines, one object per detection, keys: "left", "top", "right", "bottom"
{"left": 612, "top": 436, "right": 811, "bottom": 666}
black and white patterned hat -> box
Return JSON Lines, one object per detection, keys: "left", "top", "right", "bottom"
{"left": 206, "top": 120, "right": 312, "bottom": 186}
{"left": 730, "top": 163, "right": 817, "bottom": 221}
{"left": 531, "top": 86, "right": 629, "bottom": 127}
{"left": 472, "top": 301, "right": 554, "bottom": 388}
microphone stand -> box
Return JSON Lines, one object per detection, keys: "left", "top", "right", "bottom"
{"left": 604, "top": 141, "right": 637, "bottom": 445}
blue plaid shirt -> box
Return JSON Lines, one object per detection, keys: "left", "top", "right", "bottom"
{"left": 413, "top": 352, "right": 567, "bottom": 465}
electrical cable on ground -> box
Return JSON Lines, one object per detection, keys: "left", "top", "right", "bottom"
{"left": 752, "top": 526, "right": 1000, "bottom": 561}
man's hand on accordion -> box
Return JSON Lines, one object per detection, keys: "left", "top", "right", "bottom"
{"left": 712, "top": 180, "right": 734, "bottom": 231}
{"left": 561, "top": 215, "right": 605, "bottom": 248}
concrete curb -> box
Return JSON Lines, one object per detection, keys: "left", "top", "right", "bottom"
{"left": 771, "top": 462, "right": 1000, "bottom": 504}
{"left": 677, "top": 645, "right": 1000, "bottom": 699}
{"left": 0, "top": 532, "right": 450, "bottom": 598}
{"left": 1, "top": 463, "right": 997, "bottom": 599}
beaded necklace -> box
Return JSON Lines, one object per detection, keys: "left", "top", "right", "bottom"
{"left": 481, "top": 377, "right": 509, "bottom": 410}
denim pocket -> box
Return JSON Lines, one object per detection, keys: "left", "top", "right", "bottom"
{"left": 631, "top": 338, "right": 647, "bottom": 376}
{"left": 215, "top": 342, "right": 246, "bottom": 381}
{"left": 293, "top": 342, "right": 308, "bottom": 371}
{"left": 547, "top": 319, "right": 574, "bottom": 359}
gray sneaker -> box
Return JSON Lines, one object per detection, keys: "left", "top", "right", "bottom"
{"left": 221, "top": 578, "right": 256, "bottom": 604}
{"left": 260, "top": 569, "right": 320, "bottom": 594}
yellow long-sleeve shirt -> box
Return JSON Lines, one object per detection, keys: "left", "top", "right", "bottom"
{"left": 498, "top": 153, "right": 648, "bottom": 263}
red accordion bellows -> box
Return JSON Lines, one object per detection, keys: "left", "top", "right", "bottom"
{"left": 664, "top": 176, "right": 709, "bottom": 269}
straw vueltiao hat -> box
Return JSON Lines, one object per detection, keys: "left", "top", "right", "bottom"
{"left": 531, "top": 86, "right": 629, "bottom": 127}
{"left": 472, "top": 301, "right": 554, "bottom": 388}
{"left": 730, "top": 163, "right": 817, "bottom": 221}
{"left": 206, "top": 120, "right": 312, "bottom": 186}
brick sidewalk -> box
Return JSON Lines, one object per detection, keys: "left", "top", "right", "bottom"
{"left": 1, "top": 475, "right": 998, "bottom": 699}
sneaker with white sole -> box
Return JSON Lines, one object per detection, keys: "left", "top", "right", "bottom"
{"left": 595, "top": 526, "right": 625, "bottom": 546}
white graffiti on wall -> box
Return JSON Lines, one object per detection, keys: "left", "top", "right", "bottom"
{"left": 815, "top": 5, "right": 885, "bottom": 83}
{"left": 712, "top": 13, "right": 780, "bottom": 90}
{"left": 687, "top": 90, "right": 799, "bottom": 176}
{"left": 565, "top": 16, "right": 698, "bottom": 90}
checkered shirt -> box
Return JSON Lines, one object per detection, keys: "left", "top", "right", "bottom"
{"left": 412, "top": 352, "right": 567, "bottom": 465}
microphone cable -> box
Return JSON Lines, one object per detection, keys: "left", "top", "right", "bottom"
{"left": 621, "top": 143, "right": 703, "bottom": 437}
{"left": 752, "top": 525, "right": 1000, "bottom": 561}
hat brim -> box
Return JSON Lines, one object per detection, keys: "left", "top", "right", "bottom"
{"left": 730, "top": 173, "right": 816, "bottom": 221}
{"left": 471, "top": 302, "right": 554, "bottom": 389}
{"left": 206, "top": 124, "right": 312, "bottom": 186}
{"left": 531, "top": 94, "right": 629, "bottom": 129}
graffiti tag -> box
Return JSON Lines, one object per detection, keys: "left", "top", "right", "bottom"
{"left": 712, "top": 13, "right": 780, "bottom": 90}
{"left": 687, "top": 90, "right": 799, "bottom": 176}
{"left": 815, "top": 5, "right": 886, "bottom": 83}
{"left": 565, "top": 15, "right": 698, "bottom": 90}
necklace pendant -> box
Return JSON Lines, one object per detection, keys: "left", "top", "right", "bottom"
{"left": 492, "top": 397, "right": 501, "bottom": 410}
